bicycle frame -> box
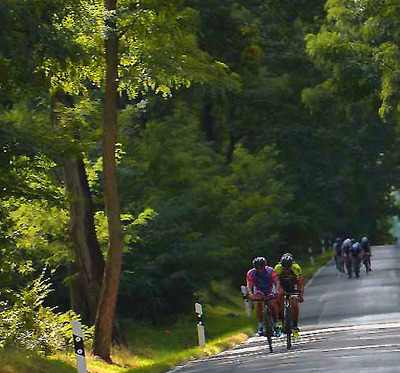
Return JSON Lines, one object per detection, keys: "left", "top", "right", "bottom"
{"left": 363, "top": 252, "right": 371, "bottom": 273}
{"left": 253, "top": 295, "right": 275, "bottom": 353}
{"left": 335, "top": 254, "right": 345, "bottom": 273}
{"left": 283, "top": 292, "right": 300, "bottom": 349}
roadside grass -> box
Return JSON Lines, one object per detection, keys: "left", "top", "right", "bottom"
{"left": 298, "top": 250, "right": 334, "bottom": 283}
{"left": 1, "top": 250, "right": 334, "bottom": 373}
{"left": 0, "top": 349, "right": 76, "bottom": 373}
{"left": 82, "top": 295, "right": 254, "bottom": 373}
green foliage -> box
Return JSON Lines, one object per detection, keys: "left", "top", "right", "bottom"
{"left": 1, "top": 0, "right": 400, "bottom": 333}
{"left": 305, "top": 0, "right": 400, "bottom": 124}
{"left": 0, "top": 350, "right": 76, "bottom": 373}
{"left": 2, "top": 197, "right": 71, "bottom": 268}
{"left": 95, "top": 208, "right": 157, "bottom": 253}
{"left": 39, "top": 0, "right": 240, "bottom": 99}
{"left": 0, "top": 268, "right": 93, "bottom": 355}
{"left": 0, "top": 102, "right": 63, "bottom": 200}
{"left": 117, "top": 105, "right": 293, "bottom": 319}
{"left": 303, "top": 0, "right": 400, "bottom": 239}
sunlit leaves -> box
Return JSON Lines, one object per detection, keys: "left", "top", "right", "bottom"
{"left": 0, "top": 267, "right": 93, "bottom": 354}
{"left": 4, "top": 197, "right": 70, "bottom": 266}
{"left": 41, "top": 0, "right": 238, "bottom": 99}
{"left": 306, "top": 0, "right": 400, "bottom": 122}
{"left": 94, "top": 208, "right": 157, "bottom": 253}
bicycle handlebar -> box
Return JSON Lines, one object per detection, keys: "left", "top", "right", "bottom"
{"left": 248, "top": 291, "right": 301, "bottom": 301}
{"left": 284, "top": 291, "right": 301, "bottom": 299}
{"left": 250, "top": 294, "right": 277, "bottom": 301}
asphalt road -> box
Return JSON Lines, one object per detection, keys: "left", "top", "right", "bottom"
{"left": 170, "top": 245, "right": 400, "bottom": 373}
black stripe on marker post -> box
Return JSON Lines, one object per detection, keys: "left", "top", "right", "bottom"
{"left": 73, "top": 335, "right": 85, "bottom": 357}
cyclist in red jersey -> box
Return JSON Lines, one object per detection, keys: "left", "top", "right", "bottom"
{"left": 246, "top": 256, "right": 281, "bottom": 336}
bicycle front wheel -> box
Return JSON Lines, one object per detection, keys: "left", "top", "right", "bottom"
{"left": 263, "top": 306, "right": 274, "bottom": 353}
{"left": 284, "top": 304, "right": 292, "bottom": 349}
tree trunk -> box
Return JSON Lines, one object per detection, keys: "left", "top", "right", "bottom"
{"left": 51, "top": 91, "right": 105, "bottom": 326}
{"left": 226, "top": 129, "right": 236, "bottom": 164}
{"left": 61, "top": 158, "right": 105, "bottom": 325}
{"left": 203, "top": 103, "right": 214, "bottom": 141}
{"left": 93, "top": 0, "right": 124, "bottom": 362}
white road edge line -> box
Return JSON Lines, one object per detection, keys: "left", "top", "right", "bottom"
{"left": 305, "top": 257, "right": 334, "bottom": 290}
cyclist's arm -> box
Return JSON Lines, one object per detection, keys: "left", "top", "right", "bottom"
{"left": 273, "top": 263, "right": 282, "bottom": 275}
{"left": 273, "top": 264, "right": 284, "bottom": 294}
{"left": 297, "top": 276, "right": 305, "bottom": 294}
{"left": 271, "top": 269, "right": 282, "bottom": 294}
{"left": 246, "top": 271, "right": 255, "bottom": 298}
{"left": 293, "top": 263, "right": 305, "bottom": 295}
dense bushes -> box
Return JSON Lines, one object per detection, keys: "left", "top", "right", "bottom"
{"left": 0, "top": 0, "right": 399, "bottom": 333}
{"left": 0, "top": 268, "right": 92, "bottom": 354}
{"left": 116, "top": 107, "right": 293, "bottom": 319}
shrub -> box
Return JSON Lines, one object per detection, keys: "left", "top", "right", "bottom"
{"left": 0, "top": 268, "right": 93, "bottom": 355}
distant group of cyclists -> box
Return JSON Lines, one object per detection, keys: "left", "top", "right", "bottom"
{"left": 333, "top": 236, "right": 372, "bottom": 278}
{"left": 246, "top": 253, "right": 304, "bottom": 339}
{"left": 245, "top": 237, "right": 372, "bottom": 341}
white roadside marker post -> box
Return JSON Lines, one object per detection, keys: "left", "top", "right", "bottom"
{"left": 309, "top": 247, "right": 315, "bottom": 265}
{"left": 321, "top": 239, "right": 326, "bottom": 255}
{"left": 72, "top": 320, "right": 87, "bottom": 373}
{"left": 241, "top": 285, "right": 252, "bottom": 317}
{"left": 194, "top": 303, "right": 206, "bottom": 346}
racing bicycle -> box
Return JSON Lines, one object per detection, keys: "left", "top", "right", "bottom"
{"left": 283, "top": 291, "right": 300, "bottom": 349}
{"left": 363, "top": 252, "right": 372, "bottom": 273}
{"left": 252, "top": 295, "right": 276, "bottom": 353}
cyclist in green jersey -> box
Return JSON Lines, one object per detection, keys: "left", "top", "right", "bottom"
{"left": 274, "top": 253, "right": 305, "bottom": 339}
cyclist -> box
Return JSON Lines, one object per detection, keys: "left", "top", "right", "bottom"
{"left": 361, "top": 236, "right": 372, "bottom": 271}
{"left": 274, "top": 253, "right": 305, "bottom": 339}
{"left": 342, "top": 238, "right": 353, "bottom": 278}
{"left": 246, "top": 257, "right": 281, "bottom": 337}
{"left": 333, "top": 237, "right": 344, "bottom": 273}
{"left": 351, "top": 241, "right": 362, "bottom": 278}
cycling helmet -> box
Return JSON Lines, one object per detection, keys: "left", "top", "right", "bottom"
{"left": 281, "top": 253, "right": 294, "bottom": 268}
{"left": 352, "top": 242, "right": 361, "bottom": 250}
{"left": 351, "top": 238, "right": 356, "bottom": 244}
{"left": 335, "top": 237, "right": 342, "bottom": 243}
{"left": 343, "top": 238, "right": 351, "bottom": 247}
{"left": 362, "top": 236, "right": 368, "bottom": 243}
{"left": 253, "top": 256, "right": 267, "bottom": 269}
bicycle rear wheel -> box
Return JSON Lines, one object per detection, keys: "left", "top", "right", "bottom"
{"left": 339, "top": 257, "right": 345, "bottom": 272}
{"left": 365, "top": 256, "right": 371, "bottom": 273}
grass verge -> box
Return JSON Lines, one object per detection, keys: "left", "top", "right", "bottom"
{"left": 299, "top": 249, "right": 334, "bottom": 282}
{"left": 3, "top": 250, "right": 334, "bottom": 373}
{"left": 0, "top": 349, "right": 76, "bottom": 373}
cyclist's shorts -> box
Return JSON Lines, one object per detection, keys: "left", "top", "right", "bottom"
{"left": 253, "top": 291, "right": 277, "bottom": 300}
{"left": 280, "top": 283, "right": 298, "bottom": 294}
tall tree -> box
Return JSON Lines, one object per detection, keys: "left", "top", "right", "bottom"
{"left": 88, "top": 0, "right": 238, "bottom": 360}
{"left": 304, "top": 0, "right": 400, "bottom": 239}
{"left": 92, "top": 0, "right": 123, "bottom": 362}
{"left": 62, "top": 157, "right": 105, "bottom": 324}
{"left": 50, "top": 91, "right": 106, "bottom": 325}
{"left": 0, "top": 0, "right": 109, "bottom": 324}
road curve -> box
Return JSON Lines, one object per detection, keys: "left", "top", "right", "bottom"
{"left": 169, "top": 245, "right": 400, "bottom": 373}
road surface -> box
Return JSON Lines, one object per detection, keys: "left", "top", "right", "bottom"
{"left": 170, "top": 245, "right": 400, "bottom": 373}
